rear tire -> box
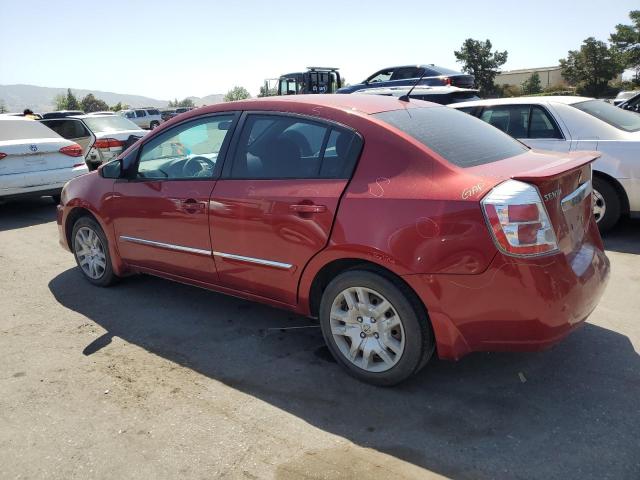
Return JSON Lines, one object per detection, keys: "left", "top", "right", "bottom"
{"left": 319, "top": 270, "right": 434, "bottom": 386}
{"left": 71, "top": 216, "right": 118, "bottom": 287}
{"left": 593, "top": 176, "right": 621, "bottom": 233}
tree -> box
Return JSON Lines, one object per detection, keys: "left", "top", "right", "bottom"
{"left": 110, "top": 102, "right": 127, "bottom": 112}
{"left": 53, "top": 93, "right": 67, "bottom": 110}
{"left": 610, "top": 10, "right": 640, "bottom": 83}
{"left": 454, "top": 38, "right": 508, "bottom": 96}
{"left": 80, "top": 93, "right": 110, "bottom": 113}
{"left": 0, "top": 99, "right": 6, "bottom": 113}
{"left": 559, "top": 37, "right": 624, "bottom": 97}
{"left": 521, "top": 72, "right": 542, "bottom": 95}
{"left": 497, "top": 84, "right": 522, "bottom": 97}
{"left": 224, "top": 86, "right": 251, "bottom": 102}
{"left": 65, "top": 88, "right": 80, "bottom": 110}
{"left": 168, "top": 98, "right": 195, "bottom": 108}
{"left": 258, "top": 84, "right": 277, "bottom": 97}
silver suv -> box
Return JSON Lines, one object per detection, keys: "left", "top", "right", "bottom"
{"left": 118, "top": 108, "right": 161, "bottom": 130}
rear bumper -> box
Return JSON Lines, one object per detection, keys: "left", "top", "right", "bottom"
{"left": 0, "top": 166, "right": 88, "bottom": 199}
{"left": 403, "top": 243, "right": 610, "bottom": 360}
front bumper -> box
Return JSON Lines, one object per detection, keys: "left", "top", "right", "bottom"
{"left": 403, "top": 243, "right": 610, "bottom": 360}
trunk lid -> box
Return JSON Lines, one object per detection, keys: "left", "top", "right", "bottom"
{"left": 0, "top": 138, "right": 79, "bottom": 175}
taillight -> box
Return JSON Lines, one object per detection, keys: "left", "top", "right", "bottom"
{"left": 0, "top": 152, "right": 6, "bottom": 160}
{"left": 94, "top": 138, "right": 124, "bottom": 149}
{"left": 443, "top": 77, "right": 452, "bottom": 86}
{"left": 481, "top": 180, "right": 558, "bottom": 256}
{"left": 59, "top": 144, "right": 83, "bottom": 157}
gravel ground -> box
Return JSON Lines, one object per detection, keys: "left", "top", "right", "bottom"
{"left": 1, "top": 197, "right": 638, "bottom": 480}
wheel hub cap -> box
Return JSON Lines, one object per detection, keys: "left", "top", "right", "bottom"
{"left": 329, "top": 287, "right": 405, "bottom": 373}
{"left": 74, "top": 227, "right": 107, "bottom": 280}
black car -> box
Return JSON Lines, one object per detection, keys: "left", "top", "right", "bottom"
{"left": 41, "top": 110, "right": 85, "bottom": 119}
{"left": 337, "top": 64, "right": 474, "bottom": 94}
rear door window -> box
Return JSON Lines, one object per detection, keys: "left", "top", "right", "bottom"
{"left": 41, "top": 119, "right": 90, "bottom": 139}
{"left": 374, "top": 107, "right": 527, "bottom": 168}
{"left": 390, "top": 67, "right": 421, "bottom": 80}
{"left": 230, "top": 114, "right": 361, "bottom": 179}
{"left": 479, "top": 105, "right": 562, "bottom": 139}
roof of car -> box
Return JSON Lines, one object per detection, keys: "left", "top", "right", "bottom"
{"left": 197, "top": 94, "right": 438, "bottom": 116}
{"left": 448, "top": 95, "right": 593, "bottom": 108}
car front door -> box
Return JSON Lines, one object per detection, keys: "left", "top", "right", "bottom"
{"left": 209, "top": 113, "right": 362, "bottom": 305}
{"left": 108, "top": 113, "right": 238, "bottom": 283}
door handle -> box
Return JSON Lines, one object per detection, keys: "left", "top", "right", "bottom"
{"left": 180, "top": 199, "right": 206, "bottom": 213}
{"left": 289, "top": 204, "right": 327, "bottom": 214}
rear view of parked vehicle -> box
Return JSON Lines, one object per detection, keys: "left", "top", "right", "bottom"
{"left": 41, "top": 115, "right": 146, "bottom": 170}
{"left": 118, "top": 108, "right": 162, "bottom": 129}
{"left": 0, "top": 117, "right": 87, "bottom": 203}
{"left": 57, "top": 95, "right": 609, "bottom": 385}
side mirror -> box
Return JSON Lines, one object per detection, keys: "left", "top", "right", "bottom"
{"left": 100, "top": 159, "right": 123, "bottom": 179}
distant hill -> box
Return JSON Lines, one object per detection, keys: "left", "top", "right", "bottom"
{"left": 0, "top": 84, "right": 225, "bottom": 113}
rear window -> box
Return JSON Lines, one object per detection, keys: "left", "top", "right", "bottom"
{"left": 374, "top": 106, "right": 527, "bottom": 168}
{"left": 0, "top": 119, "right": 62, "bottom": 141}
{"left": 572, "top": 100, "right": 640, "bottom": 132}
{"left": 83, "top": 116, "right": 140, "bottom": 133}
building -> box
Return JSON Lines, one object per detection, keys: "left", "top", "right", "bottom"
{"left": 495, "top": 66, "right": 566, "bottom": 89}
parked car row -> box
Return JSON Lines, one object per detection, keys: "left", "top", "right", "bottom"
{"left": 57, "top": 94, "right": 610, "bottom": 385}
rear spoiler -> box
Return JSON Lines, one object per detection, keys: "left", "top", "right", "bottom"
{"left": 512, "top": 151, "right": 600, "bottom": 182}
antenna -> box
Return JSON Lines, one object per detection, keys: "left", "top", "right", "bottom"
{"left": 398, "top": 71, "right": 427, "bottom": 102}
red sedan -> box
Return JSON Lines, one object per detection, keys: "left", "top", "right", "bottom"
{"left": 57, "top": 95, "right": 609, "bottom": 385}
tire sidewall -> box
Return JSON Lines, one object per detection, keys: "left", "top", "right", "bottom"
{"left": 593, "top": 177, "right": 621, "bottom": 233}
{"left": 319, "top": 270, "right": 431, "bottom": 386}
{"left": 71, "top": 216, "right": 116, "bottom": 287}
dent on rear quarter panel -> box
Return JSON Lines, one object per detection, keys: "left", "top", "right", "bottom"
{"left": 329, "top": 120, "right": 497, "bottom": 276}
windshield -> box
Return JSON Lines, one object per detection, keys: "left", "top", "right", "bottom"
{"left": 83, "top": 115, "right": 141, "bottom": 133}
{"left": 572, "top": 100, "right": 640, "bottom": 132}
{"left": 374, "top": 106, "right": 527, "bottom": 168}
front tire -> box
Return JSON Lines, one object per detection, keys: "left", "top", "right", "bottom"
{"left": 319, "top": 270, "right": 434, "bottom": 386}
{"left": 593, "top": 176, "right": 621, "bottom": 232}
{"left": 71, "top": 216, "right": 118, "bottom": 287}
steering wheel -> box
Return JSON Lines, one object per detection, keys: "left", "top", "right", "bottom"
{"left": 183, "top": 156, "right": 215, "bottom": 177}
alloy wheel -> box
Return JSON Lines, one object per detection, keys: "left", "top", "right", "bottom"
{"left": 74, "top": 226, "right": 107, "bottom": 280}
{"left": 593, "top": 189, "right": 606, "bottom": 223}
{"left": 329, "top": 286, "right": 405, "bottom": 372}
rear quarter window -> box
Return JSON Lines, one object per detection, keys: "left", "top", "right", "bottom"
{"left": 374, "top": 106, "right": 527, "bottom": 168}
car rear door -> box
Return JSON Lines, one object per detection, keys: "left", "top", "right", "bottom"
{"left": 479, "top": 104, "right": 570, "bottom": 152}
{"left": 209, "top": 112, "right": 362, "bottom": 305}
{"left": 108, "top": 113, "right": 238, "bottom": 283}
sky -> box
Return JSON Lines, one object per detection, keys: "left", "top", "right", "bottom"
{"left": 0, "top": 0, "right": 637, "bottom": 100}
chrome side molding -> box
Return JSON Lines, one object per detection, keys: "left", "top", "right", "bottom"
{"left": 119, "top": 236, "right": 212, "bottom": 256}
{"left": 213, "top": 251, "right": 293, "bottom": 270}
{"left": 119, "top": 235, "right": 293, "bottom": 270}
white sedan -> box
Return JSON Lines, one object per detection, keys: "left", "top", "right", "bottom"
{"left": 40, "top": 114, "right": 146, "bottom": 170}
{"left": 0, "top": 117, "right": 88, "bottom": 203}
{"left": 449, "top": 96, "right": 640, "bottom": 231}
